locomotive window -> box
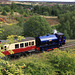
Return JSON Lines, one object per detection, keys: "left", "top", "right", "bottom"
{"left": 4, "top": 46, "right": 7, "bottom": 50}
{"left": 25, "top": 42, "right": 28, "bottom": 47}
{"left": 15, "top": 44, "right": 19, "bottom": 49}
{"left": 20, "top": 43, "right": 24, "bottom": 48}
{"left": 32, "top": 41, "right": 34, "bottom": 45}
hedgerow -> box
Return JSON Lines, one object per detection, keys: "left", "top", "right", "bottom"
{"left": 0, "top": 49, "right": 75, "bottom": 75}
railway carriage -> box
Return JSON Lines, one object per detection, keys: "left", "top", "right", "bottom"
{"left": 0, "top": 37, "right": 36, "bottom": 56}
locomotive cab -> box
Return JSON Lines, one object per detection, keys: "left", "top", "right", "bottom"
{"left": 55, "top": 33, "right": 66, "bottom": 45}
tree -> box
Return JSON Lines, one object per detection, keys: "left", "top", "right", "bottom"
{"left": 43, "top": 12, "right": 49, "bottom": 16}
{"left": 58, "top": 11, "right": 75, "bottom": 39}
{"left": 19, "top": 9, "right": 24, "bottom": 14}
{"left": 24, "top": 12, "right": 28, "bottom": 17}
{"left": 0, "top": 27, "right": 4, "bottom": 34}
{"left": 3, "top": 6, "right": 11, "bottom": 12}
{"left": 7, "top": 35, "right": 25, "bottom": 44}
{"left": 24, "top": 15, "right": 52, "bottom": 37}
{"left": 0, "top": 25, "right": 23, "bottom": 39}
{"left": 0, "top": 6, "right": 3, "bottom": 12}
{"left": 10, "top": 10, "right": 14, "bottom": 17}
{"left": 64, "top": 30, "right": 70, "bottom": 39}
{"left": 16, "top": 16, "right": 26, "bottom": 27}
{"left": 33, "top": 5, "right": 41, "bottom": 14}
{"left": 11, "top": 2, "right": 18, "bottom": 12}
{"left": 1, "top": 10, "right": 7, "bottom": 16}
{"left": 11, "top": 2, "right": 17, "bottom": 10}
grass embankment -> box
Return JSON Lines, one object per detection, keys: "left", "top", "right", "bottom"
{"left": 61, "top": 40, "right": 75, "bottom": 53}
{"left": 41, "top": 15, "right": 60, "bottom": 26}
{"left": 66, "top": 40, "right": 75, "bottom": 44}
{"left": 0, "top": 12, "right": 21, "bottom": 26}
{"left": 0, "top": 49, "right": 75, "bottom": 75}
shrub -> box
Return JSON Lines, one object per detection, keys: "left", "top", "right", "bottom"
{"left": 1, "top": 10, "right": 7, "bottom": 16}
{"left": 16, "top": 16, "right": 26, "bottom": 27}
{"left": 0, "top": 49, "right": 75, "bottom": 75}
{"left": 0, "top": 6, "right": 3, "bottom": 12}
{"left": 3, "top": 6, "right": 11, "bottom": 12}
{"left": 10, "top": 10, "right": 14, "bottom": 16}
{"left": 24, "top": 13, "right": 28, "bottom": 17}
{"left": 48, "top": 49, "right": 75, "bottom": 75}
{"left": 0, "top": 25, "right": 23, "bottom": 39}
{"left": 43, "top": 12, "right": 49, "bottom": 16}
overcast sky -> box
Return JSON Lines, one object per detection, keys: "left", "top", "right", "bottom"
{"left": 10, "top": 0, "right": 75, "bottom": 2}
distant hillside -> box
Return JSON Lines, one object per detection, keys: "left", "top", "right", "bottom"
{"left": 20, "top": 1, "right": 75, "bottom": 5}
{"left": 41, "top": 16, "right": 59, "bottom": 26}
{"left": 0, "top": 12, "right": 21, "bottom": 26}
{"left": 0, "top": 0, "right": 9, "bottom": 2}
{"left": 25, "top": 16, "right": 59, "bottom": 26}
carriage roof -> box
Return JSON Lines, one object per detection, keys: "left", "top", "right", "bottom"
{"left": 0, "top": 37, "right": 35, "bottom": 43}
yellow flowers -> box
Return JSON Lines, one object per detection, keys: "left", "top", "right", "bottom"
{"left": 8, "top": 50, "right": 14, "bottom": 54}
{"left": 0, "top": 52, "right": 5, "bottom": 57}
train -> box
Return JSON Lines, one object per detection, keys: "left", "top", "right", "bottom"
{"left": 0, "top": 33, "right": 66, "bottom": 57}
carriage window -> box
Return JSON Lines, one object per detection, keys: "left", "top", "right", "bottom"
{"left": 25, "top": 42, "right": 28, "bottom": 47}
{"left": 4, "top": 46, "right": 7, "bottom": 50}
{"left": 32, "top": 41, "right": 34, "bottom": 45}
{"left": 1, "top": 47, "right": 3, "bottom": 49}
{"left": 15, "top": 44, "right": 19, "bottom": 49}
{"left": 20, "top": 43, "right": 24, "bottom": 48}
{"left": 29, "top": 42, "right": 32, "bottom": 46}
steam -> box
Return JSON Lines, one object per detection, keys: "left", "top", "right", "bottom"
{"left": 53, "top": 29, "right": 57, "bottom": 34}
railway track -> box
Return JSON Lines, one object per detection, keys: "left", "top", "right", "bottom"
{"left": 59, "top": 43, "right": 75, "bottom": 50}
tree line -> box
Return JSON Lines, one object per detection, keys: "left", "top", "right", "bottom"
{"left": 57, "top": 11, "right": 75, "bottom": 39}
{"left": 0, "top": 2, "right": 32, "bottom": 17}
{"left": 32, "top": 4, "right": 75, "bottom": 16}
{"left": 0, "top": 3, "right": 75, "bottom": 39}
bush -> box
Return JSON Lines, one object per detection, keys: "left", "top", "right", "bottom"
{"left": 48, "top": 49, "right": 75, "bottom": 75}
{"left": 16, "top": 16, "right": 26, "bottom": 27}
{"left": 0, "top": 25, "right": 23, "bottom": 39}
{"left": 0, "top": 49, "right": 75, "bottom": 75}
{"left": 0, "top": 6, "right": 3, "bottom": 12}
{"left": 16, "top": 16, "right": 26, "bottom": 22}
{"left": 43, "top": 12, "right": 49, "bottom": 16}
{"left": 24, "top": 13, "right": 28, "bottom": 17}
{"left": 10, "top": 10, "right": 14, "bottom": 16}
{"left": 1, "top": 10, "right": 7, "bottom": 16}
{"left": 3, "top": 6, "right": 11, "bottom": 12}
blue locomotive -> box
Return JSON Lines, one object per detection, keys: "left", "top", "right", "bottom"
{"left": 35, "top": 33, "right": 66, "bottom": 52}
